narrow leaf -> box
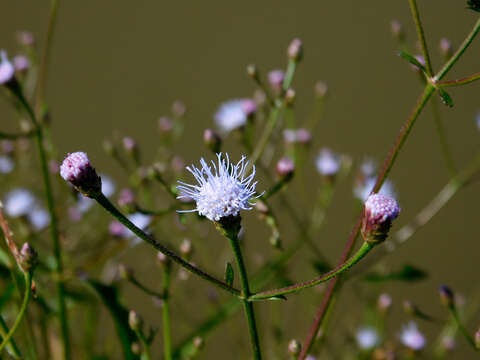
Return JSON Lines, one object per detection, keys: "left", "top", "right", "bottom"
{"left": 363, "top": 264, "right": 427, "bottom": 283}
{"left": 224, "top": 262, "right": 234, "bottom": 287}
{"left": 438, "top": 89, "right": 454, "bottom": 107}
{"left": 398, "top": 50, "right": 426, "bottom": 72}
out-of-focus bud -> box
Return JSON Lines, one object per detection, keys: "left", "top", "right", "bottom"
{"left": 403, "top": 300, "right": 416, "bottom": 316}
{"left": 361, "top": 194, "right": 400, "bottom": 244}
{"left": 131, "top": 342, "right": 142, "bottom": 355}
{"left": 193, "top": 336, "right": 204, "bottom": 349}
{"left": 378, "top": 293, "right": 392, "bottom": 313}
{"left": 118, "top": 264, "right": 133, "bottom": 280}
{"left": 171, "top": 156, "right": 185, "bottom": 174}
{"left": 285, "top": 88, "right": 296, "bottom": 106}
{"left": 439, "top": 38, "right": 453, "bottom": 59}
{"left": 287, "top": 38, "right": 303, "bottom": 62}
{"left": 17, "top": 31, "right": 34, "bottom": 47}
{"left": 19, "top": 243, "right": 38, "bottom": 272}
{"left": 123, "top": 137, "right": 138, "bottom": 157}
{"left": 276, "top": 157, "right": 295, "bottom": 179}
{"left": 288, "top": 339, "right": 301, "bottom": 357}
{"left": 172, "top": 100, "right": 186, "bottom": 118}
{"left": 203, "top": 129, "right": 222, "bottom": 153}
{"left": 296, "top": 128, "right": 312, "bottom": 145}
{"left": 439, "top": 285, "right": 454, "bottom": 308}
{"left": 158, "top": 116, "right": 173, "bottom": 133}
{"left": 157, "top": 252, "right": 171, "bottom": 268}
{"left": 315, "top": 81, "right": 328, "bottom": 98}
{"left": 441, "top": 335, "right": 455, "bottom": 352}
{"left": 315, "top": 148, "right": 340, "bottom": 178}
{"left": 60, "top": 152, "right": 102, "bottom": 198}
{"left": 247, "top": 64, "right": 258, "bottom": 79}
{"left": 253, "top": 89, "right": 266, "bottom": 107}
{"left": 0, "top": 50, "right": 15, "bottom": 85}
{"left": 255, "top": 199, "right": 269, "bottom": 215}
{"left": 180, "top": 238, "right": 193, "bottom": 258}
{"left": 410, "top": 55, "right": 425, "bottom": 72}
{"left": 103, "top": 139, "right": 116, "bottom": 156}
{"left": 13, "top": 55, "right": 30, "bottom": 74}
{"left": 1, "top": 140, "right": 14, "bottom": 155}
{"left": 475, "top": 329, "right": 480, "bottom": 350}
{"left": 128, "top": 310, "right": 143, "bottom": 331}
{"left": 391, "top": 20, "right": 405, "bottom": 41}
{"left": 268, "top": 69, "right": 285, "bottom": 94}
{"left": 242, "top": 98, "right": 257, "bottom": 118}
{"left": 49, "top": 160, "right": 59, "bottom": 174}
{"left": 118, "top": 188, "right": 136, "bottom": 212}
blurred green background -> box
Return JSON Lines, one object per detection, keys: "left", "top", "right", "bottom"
{"left": 1, "top": 1, "right": 480, "bottom": 359}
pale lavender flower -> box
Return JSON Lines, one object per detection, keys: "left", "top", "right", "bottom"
{"left": 354, "top": 177, "right": 396, "bottom": 202}
{"left": 296, "top": 128, "right": 312, "bottom": 144}
{"left": 439, "top": 38, "right": 452, "bottom": 57}
{"left": 0, "top": 156, "right": 14, "bottom": 174}
{"left": 401, "top": 322, "right": 426, "bottom": 351}
{"left": 441, "top": 335, "right": 455, "bottom": 351}
{"left": 356, "top": 326, "right": 380, "bottom": 350}
{"left": 17, "top": 31, "right": 34, "bottom": 46}
{"left": 0, "top": 50, "right": 15, "bottom": 85}
{"left": 268, "top": 69, "right": 285, "bottom": 92}
{"left": 13, "top": 55, "right": 29, "bottom": 73}
{"left": 305, "top": 356, "right": 317, "bottom": 360}
{"left": 214, "top": 99, "right": 255, "bottom": 134}
{"left": 158, "top": 116, "right": 173, "bottom": 132}
{"left": 360, "top": 158, "right": 377, "bottom": 177}
{"left": 315, "top": 148, "right": 341, "bottom": 176}
{"left": 4, "top": 188, "right": 35, "bottom": 217}
{"left": 276, "top": 157, "right": 295, "bottom": 177}
{"left": 378, "top": 293, "right": 392, "bottom": 312}
{"left": 177, "top": 153, "right": 260, "bottom": 221}
{"left": 28, "top": 207, "right": 50, "bottom": 231}
{"left": 283, "top": 129, "right": 297, "bottom": 144}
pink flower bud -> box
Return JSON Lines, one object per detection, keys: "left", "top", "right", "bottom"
{"left": 0, "top": 51, "right": 15, "bottom": 85}
{"left": 13, "top": 55, "right": 29, "bottom": 73}
{"left": 268, "top": 69, "right": 285, "bottom": 93}
{"left": 276, "top": 157, "right": 295, "bottom": 178}
{"left": 361, "top": 193, "right": 400, "bottom": 244}
{"left": 287, "top": 38, "right": 303, "bottom": 61}
{"left": 60, "top": 152, "right": 102, "bottom": 197}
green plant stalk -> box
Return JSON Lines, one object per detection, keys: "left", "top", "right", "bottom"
{"left": 134, "top": 330, "right": 152, "bottom": 360}
{"left": 409, "top": 0, "right": 433, "bottom": 75}
{"left": 449, "top": 306, "right": 478, "bottom": 351}
{"left": 250, "top": 242, "right": 373, "bottom": 300}
{"left": 0, "top": 315, "right": 21, "bottom": 359}
{"left": 431, "top": 99, "right": 456, "bottom": 177}
{"left": 249, "top": 104, "right": 282, "bottom": 168}
{"left": 226, "top": 231, "right": 263, "bottom": 360}
{"left": 129, "top": 277, "right": 164, "bottom": 299}
{"left": 282, "top": 60, "right": 297, "bottom": 91}
{"left": 0, "top": 271, "right": 33, "bottom": 354}
{"left": 437, "top": 71, "right": 480, "bottom": 87}
{"left": 94, "top": 193, "right": 240, "bottom": 296}
{"left": 162, "top": 266, "right": 172, "bottom": 360}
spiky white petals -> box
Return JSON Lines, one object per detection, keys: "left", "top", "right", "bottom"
{"left": 177, "top": 153, "right": 260, "bottom": 222}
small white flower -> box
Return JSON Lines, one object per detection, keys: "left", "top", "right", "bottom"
{"left": 28, "top": 207, "right": 50, "bottom": 231}
{"left": 356, "top": 326, "right": 379, "bottom": 350}
{"left": 0, "top": 50, "right": 15, "bottom": 85}
{"left": 177, "top": 153, "right": 260, "bottom": 221}
{"left": 0, "top": 156, "right": 14, "bottom": 174}
{"left": 354, "top": 177, "right": 396, "bottom": 202}
{"left": 214, "top": 99, "right": 254, "bottom": 134}
{"left": 4, "top": 188, "right": 35, "bottom": 217}
{"left": 400, "top": 322, "right": 426, "bottom": 350}
{"left": 315, "top": 148, "right": 341, "bottom": 176}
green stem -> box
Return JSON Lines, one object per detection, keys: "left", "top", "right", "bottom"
{"left": 282, "top": 60, "right": 297, "bottom": 91}
{"left": 250, "top": 242, "right": 373, "bottom": 300}
{"left": 249, "top": 104, "right": 282, "bottom": 168}
{"left": 134, "top": 330, "right": 152, "bottom": 360}
{"left": 94, "top": 193, "right": 240, "bottom": 296}
{"left": 431, "top": 99, "right": 456, "bottom": 177}
{"left": 226, "top": 231, "right": 262, "bottom": 360}
{"left": 409, "top": 0, "right": 433, "bottom": 75}
{"left": 0, "top": 315, "right": 21, "bottom": 359}
{"left": 436, "top": 71, "right": 480, "bottom": 87}
{"left": 449, "top": 306, "right": 478, "bottom": 351}
{"left": 0, "top": 272, "right": 33, "bottom": 354}
{"left": 162, "top": 267, "right": 172, "bottom": 360}
{"left": 129, "top": 277, "right": 164, "bottom": 299}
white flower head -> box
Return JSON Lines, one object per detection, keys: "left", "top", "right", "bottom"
{"left": 177, "top": 153, "right": 260, "bottom": 221}
{"left": 400, "top": 322, "right": 426, "bottom": 351}
{"left": 214, "top": 99, "right": 255, "bottom": 134}
{"left": 4, "top": 188, "right": 35, "bottom": 217}
{"left": 356, "top": 326, "right": 380, "bottom": 350}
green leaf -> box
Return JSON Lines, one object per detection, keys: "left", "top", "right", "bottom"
{"left": 467, "top": 0, "right": 480, "bottom": 12}
{"left": 363, "top": 264, "right": 427, "bottom": 283}
{"left": 224, "top": 262, "right": 234, "bottom": 287}
{"left": 398, "top": 50, "right": 426, "bottom": 72}
{"left": 84, "top": 279, "right": 140, "bottom": 360}
{"left": 438, "top": 89, "right": 454, "bottom": 107}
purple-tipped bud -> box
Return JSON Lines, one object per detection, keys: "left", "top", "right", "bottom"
{"left": 439, "top": 285, "right": 454, "bottom": 308}
{"left": 247, "top": 64, "right": 258, "bottom": 79}
{"left": 19, "top": 242, "right": 38, "bottom": 272}
{"left": 13, "top": 55, "right": 29, "bottom": 74}
{"left": 203, "top": 129, "right": 222, "bottom": 153}
{"left": 172, "top": 100, "right": 186, "bottom": 118}
{"left": 60, "top": 152, "right": 102, "bottom": 197}
{"left": 276, "top": 157, "right": 295, "bottom": 178}
{"left": 285, "top": 88, "right": 296, "bottom": 105}
{"left": 391, "top": 20, "right": 404, "bottom": 40}
{"left": 17, "top": 31, "right": 34, "bottom": 46}
{"left": 118, "top": 264, "right": 133, "bottom": 280}
{"left": 439, "top": 38, "right": 452, "bottom": 58}
{"left": 156, "top": 252, "right": 171, "bottom": 267}
{"left": 0, "top": 51, "right": 15, "bottom": 85}
{"left": 378, "top": 293, "right": 392, "bottom": 312}
{"left": 180, "top": 238, "right": 193, "bottom": 258}
{"left": 158, "top": 116, "right": 173, "bottom": 133}
{"left": 122, "top": 137, "right": 137, "bottom": 153}
{"left": 287, "top": 38, "right": 303, "bottom": 62}
{"left": 242, "top": 98, "right": 257, "bottom": 117}
{"left": 128, "top": 310, "right": 143, "bottom": 331}
{"left": 288, "top": 339, "right": 301, "bottom": 356}
{"left": 361, "top": 193, "right": 400, "bottom": 244}
{"left": 268, "top": 69, "right": 285, "bottom": 94}
{"left": 315, "top": 81, "right": 328, "bottom": 98}
{"left": 296, "top": 128, "right": 312, "bottom": 144}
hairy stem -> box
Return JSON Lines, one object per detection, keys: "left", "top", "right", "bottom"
{"left": 162, "top": 266, "right": 172, "bottom": 360}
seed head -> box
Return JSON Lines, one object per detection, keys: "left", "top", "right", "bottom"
{"left": 60, "top": 152, "right": 102, "bottom": 197}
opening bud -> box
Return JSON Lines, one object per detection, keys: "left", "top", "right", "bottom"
{"left": 288, "top": 339, "right": 301, "bottom": 356}
{"left": 287, "top": 38, "right": 303, "bottom": 62}
{"left": 361, "top": 193, "right": 400, "bottom": 244}
{"left": 276, "top": 157, "right": 295, "bottom": 179}
{"left": 60, "top": 152, "right": 102, "bottom": 198}
{"left": 19, "top": 242, "right": 38, "bottom": 272}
